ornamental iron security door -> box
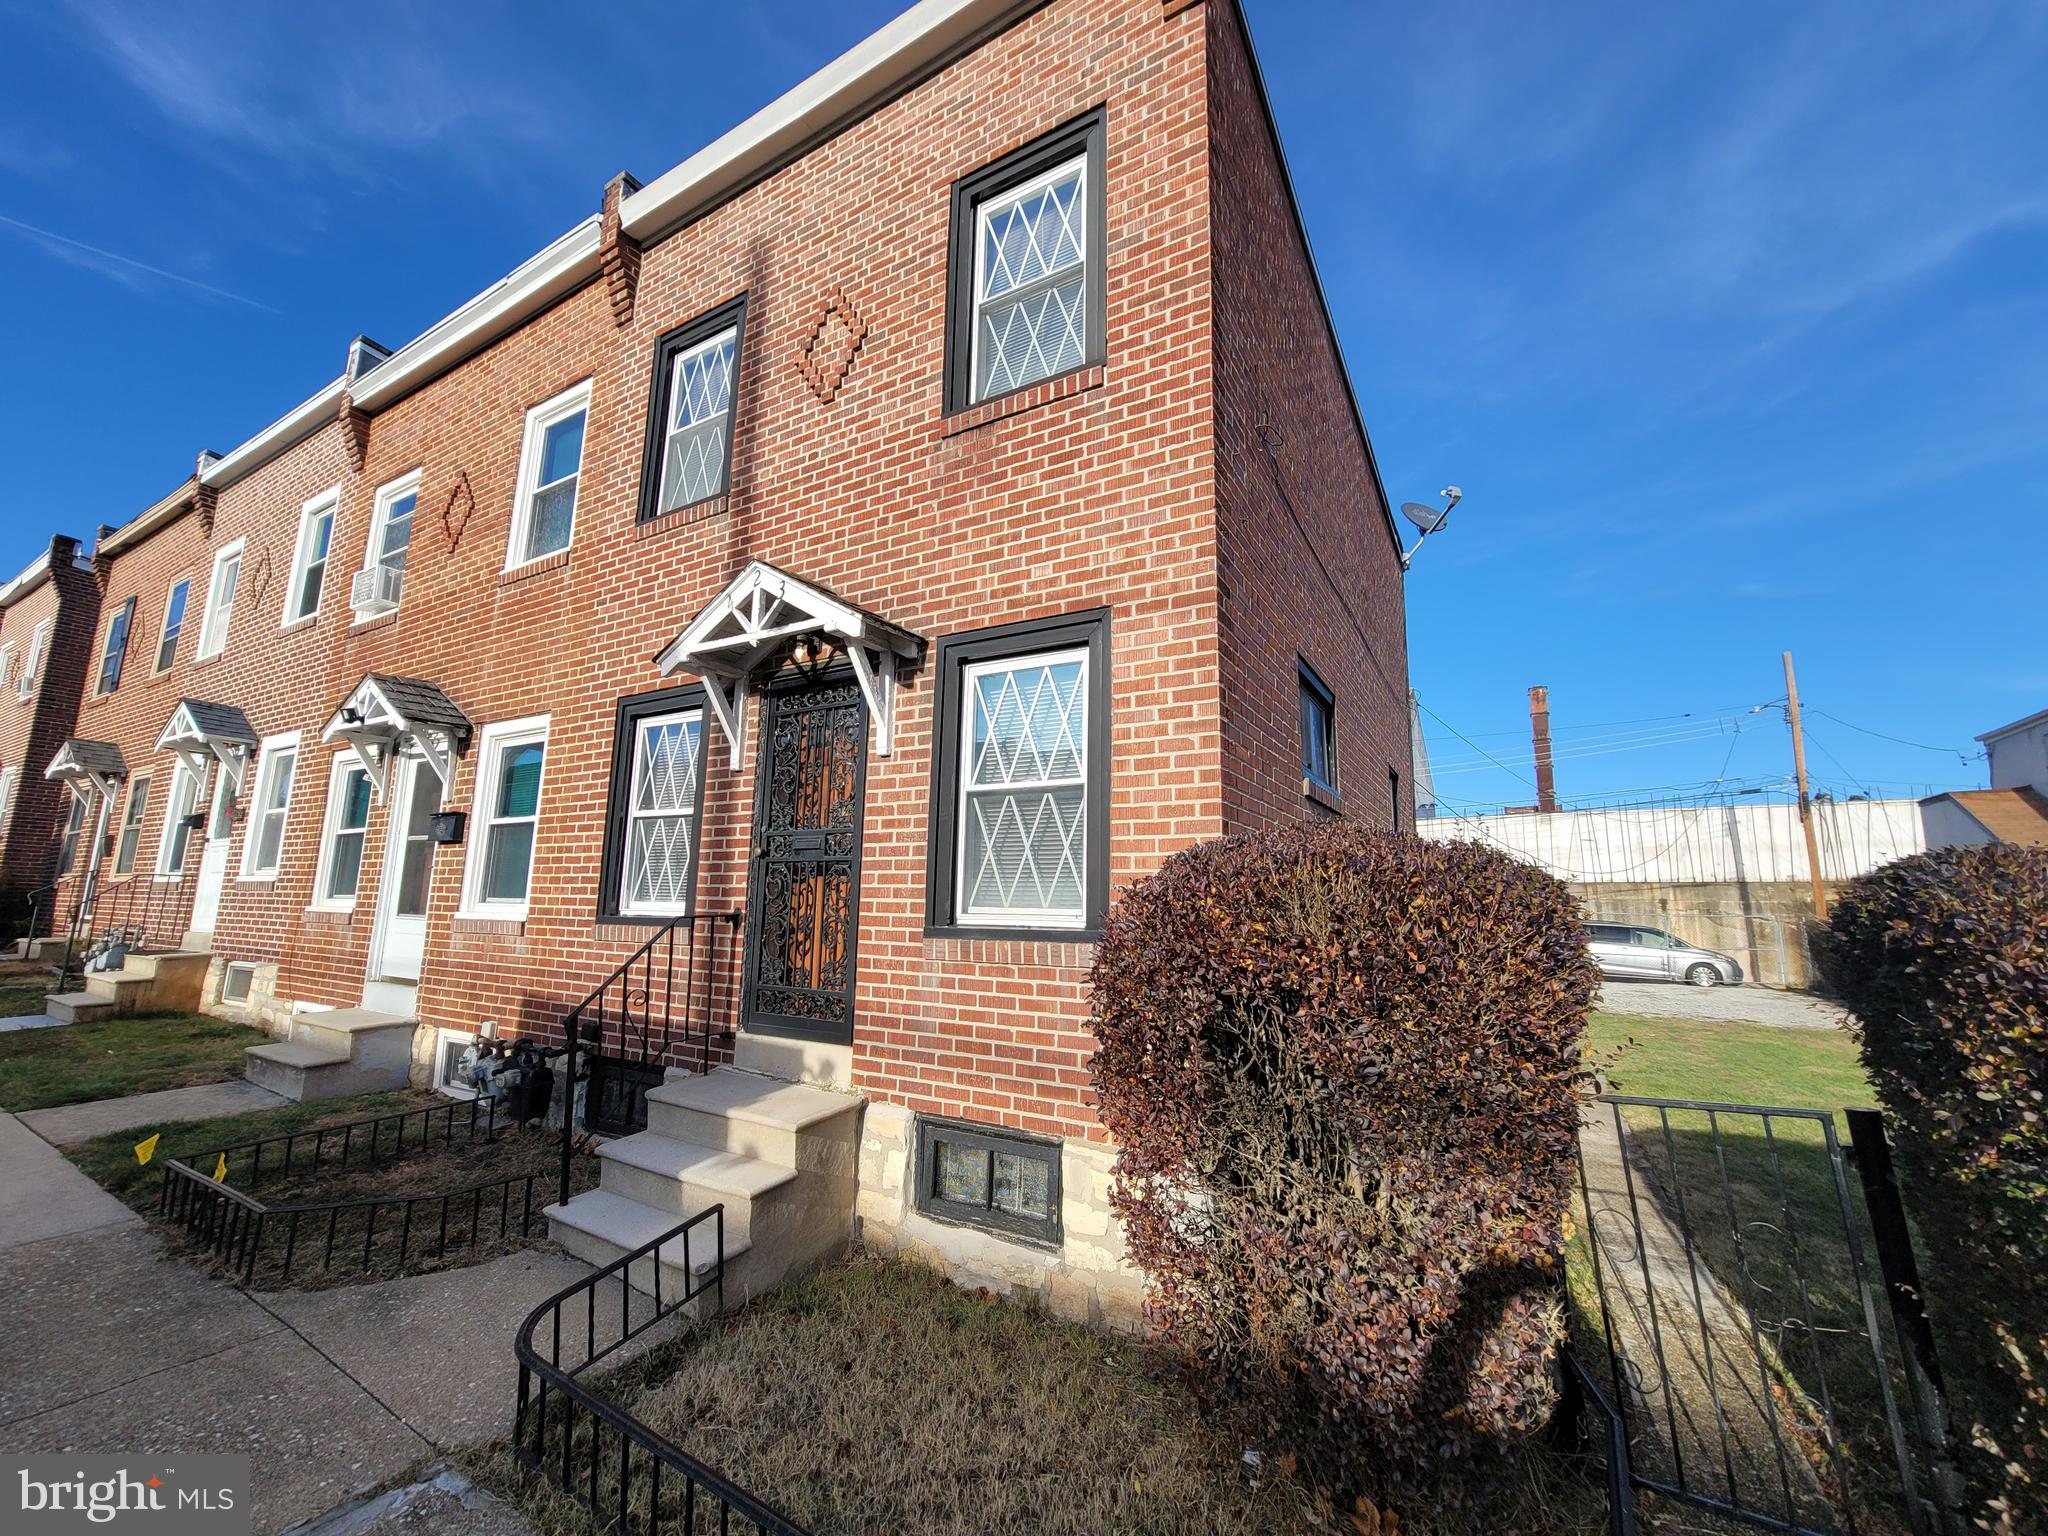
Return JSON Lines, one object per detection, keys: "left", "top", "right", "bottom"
{"left": 740, "top": 674, "right": 867, "bottom": 1044}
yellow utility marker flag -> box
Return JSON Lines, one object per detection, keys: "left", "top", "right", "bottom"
{"left": 133, "top": 1133, "right": 160, "bottom": 1166}
{"left": 214, "top": 1153, "right": 229, "bottom": 1182}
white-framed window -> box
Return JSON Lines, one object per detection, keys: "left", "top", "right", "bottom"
{"left": 198, "top": 540, "right": 244, "bottom": 661}
{"left": 970, "top": 155, "right": 1090, "bottom": 404}
{"left": 22, "top": 617, "right": 52, "bottom": 690}
{"left": 55, "top": 790, "right": 88, "bottom": 873}
{"left": 154, "top": 577, "right": 191, "bottom": 673}
{"left": 220, "top": 962, "right": 258, "bottom": 1005}
{"left": 355, "top": 469, "right": 419, "bottom": 616}
{"left": 112, "top": 775, "right": 152, "bottom": 877}
{"left": 284, "top": 487, "right": 339, "bottom": 626}
{"left": 310, "top": 756, "right": 373, "bottom": 909}
{"left": 432, "top": 1027, "right": 481, "bottom": 1100}
{"left": 239, "top": 731, "right": 300, "bottom": 880}
{"left": 619, "top": 708, "right": 704, "bottom": 916}
{"left": 97, "top": 597, "right": 138, "bottom": 694}
{"left": 0, "top": 765, "right": 16, "bottom": 831}
{"left": 506, "top": 383, "right": 590, "bottom": 569}
{"left": 957, "top": 646, "right": 1090, "bottom": 928}
{"left": 655, "top": 326, "right": 738, "bottom": 514}
{"left": 460, "top": 715, "right": 549, "bottom": 918}
{"left": 0, "top": 643, "right": 15, "bottom": 691}
{"left": 155, "top": 760, "right": 203, "bottom": 878}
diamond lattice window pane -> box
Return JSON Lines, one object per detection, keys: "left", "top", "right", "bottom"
{"left": 963, "top": 784, "right": 1085, "bottom": 917}
{"left": 627, "top": 814, "right": 696, "bottom": 908}
{"left": 980, "top": 169, "right": 1083, "bottom": 302}
{"left": 969, "top": 659, "right": 1084, "bottom": 788}
{"left": 660, "top": 420, "right": 729, "bottom": 511}
{"left": 634, "top": 719, "right": 701, "bottom": 813}
{"left": 976, "top": 275, "right": 1085, "bottom": 400}
{"left": 669, "top": 331, "right": 736, "bottom": 429}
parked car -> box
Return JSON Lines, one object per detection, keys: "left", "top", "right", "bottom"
{"left": 1587, "top": 923, "right": 1744, "bottom": 987}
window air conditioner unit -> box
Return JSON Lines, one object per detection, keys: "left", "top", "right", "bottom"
{"left": 350, "top": 565, "right": 403, "bottom": 617}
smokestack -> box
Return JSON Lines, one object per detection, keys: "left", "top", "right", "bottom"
{"left": 1529, "top": 685, "right": 1558, "bottom": 813}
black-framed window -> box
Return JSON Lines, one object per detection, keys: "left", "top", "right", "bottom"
{"left": 925, "top": 609, "right": 1111, "bottom": 939}
{"left": 599, "top": 682, "right": 711, "bottom": 921}
{"left": 914, "top": 1115, "right": 1063, "bottom": 1247}
{"left": 1389, "top": 766, "right": 1401, "bottom": 826}
{"left": 943, "top": 108, "right": 1107, "bottom": 414}
{"left": 98, "top": 597, "right": 137, "bottom": 694}
{"left": 1299, "top": 660, "right": 1336, "bottom": 793}
{"left": 638, "top": 296, "right": 746, "bottom": 522}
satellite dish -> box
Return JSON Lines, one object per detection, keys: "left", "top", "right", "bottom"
{"left": 1401, "top": 502, "right": 1448, "bottom": 535}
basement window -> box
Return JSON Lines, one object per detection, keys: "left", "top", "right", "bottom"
{"left": 914, "top": 1116, "right": 1062, "bottom": 1248}
{"left": 433, "top": 1027, "right": 480, "bottom": 1100}
{"left": 220, "top": 963, "right": 257, "bottom": 1006}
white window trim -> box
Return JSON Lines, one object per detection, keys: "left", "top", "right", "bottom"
{"left": 153, "top": 577, "right": 192, "bottom": 674}
{"left": 153, "top": 759, "right": 203, "bottom": 880}
{"left": 282, "top": 486, "right": 341, "bottom": 629}
{"left": 23, "top": 618, "right": 52, "bottom": 687}
{"left": 619, "top": 706, "right": 704, "bottom": 918}
{"left": 504, "top": 381, "right": 592, "bottom": 572}
{"left": 355, "top": 469, "right": 422, "bottom": 624}
{"left": 238, "top": 729, "right": 301, "bottom": 882}
{"left": 432, "top": 1026, "right": 480, "bottom": 1101}
{"left": 0, "top": 764, "right": 17, "bottom": 832}
{"left": 0, "top": 643, "right": 15, "bottom": 691}
{"left": 219, "top": 961, "right": 258, "bottom": 1005}
{"left": 458, "top": 714, "right": 550, "bottom": 920}
{"left": 198, "top": 539, "right": 245, "bottom": 661}
{"left": 112, "top": 774, "right": 153, "bottom": 878}
{"left": 656, "top": 328, "right": 738, "bottom": 514}
{"left": 956, "top": 645, "right": 1091, "bottom": 930}
{"left": 309, "top": 754, "right": 372, "bottom": 911}
{"left": 969, "top": 152, "right": 1090, "bottom": 407}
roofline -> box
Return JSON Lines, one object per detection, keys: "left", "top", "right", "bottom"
{"left": 1222, "top": 0, "right": 1403, "bottom": 560}
{"left": 1977, "top": 707, "right": 2048, "bottom": 745}
{"left": 0, "top": 549, "right": 52, "bottom": 610}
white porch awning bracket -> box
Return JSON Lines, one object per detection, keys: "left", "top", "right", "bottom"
{"left": 322, "top": 676, "right": 471, "bottom": 805}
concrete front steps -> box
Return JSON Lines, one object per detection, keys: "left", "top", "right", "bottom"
{"left": 244, "top": 1009, "right": 418, "bottom": 1100}
{"left": 46, "top": 950, "right": 213, "bottom": 1023}
{"left": 546, "top": 1066, "right": 861, "bottom": 1316}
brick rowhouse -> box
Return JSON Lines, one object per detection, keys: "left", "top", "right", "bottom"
{"left": 15, "top": 0, "right": 1410, "bottom": 1314}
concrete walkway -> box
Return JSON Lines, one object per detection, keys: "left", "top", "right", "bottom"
{"left": 20, "top": 1078, "right": 288, "bottom": 1145}
{"left": 0, "top": 1103, "right": 659, "bottom": 1535}
{"left": 0, "top": 1012, "right": 65, "bottom": 1032}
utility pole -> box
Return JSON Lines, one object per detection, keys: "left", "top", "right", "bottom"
{"left": 1782, "top": 651, "right": 1828, "bottom": 919}
{"left": 1528, "top": 685, "right": 1558, "bottom": 813}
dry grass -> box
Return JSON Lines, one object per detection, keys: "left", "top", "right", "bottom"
{"left": 0, "top": 1008, "right": 269, "bottom": 1109}
{"left": 480, "top": 1254, "right": 1610, "bottom": 1536}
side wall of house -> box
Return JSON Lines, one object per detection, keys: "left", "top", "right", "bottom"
{"left": 1207, "top": 0, "right": 1411, "bottom": 836}
{"left": 0, "top": 539, "right": 101, "bottom": 917}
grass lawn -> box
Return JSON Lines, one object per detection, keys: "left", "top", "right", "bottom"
{"left": 68, "top": 1087, "right": 596, "bottom": 1289}
{"left": 485, "top": 1254, "right": 1607, "bottom": 1536}
{"left": 0, "top": 1010, "right": 269, "bottom": 1111}
{"left": 0, "top": 957, "right": 53, "bottom": 1017}
{"left": 1584, "top": 1010, "right": 1877, "bottom": 1114}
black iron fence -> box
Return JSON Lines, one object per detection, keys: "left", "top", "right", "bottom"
{"left": 512, "top": 1204, "right": 810, "bottom": 1536}
{"left": 1573, "top": 1093, "right": 1970, "bottom": 1536}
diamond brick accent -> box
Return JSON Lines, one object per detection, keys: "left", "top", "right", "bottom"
{"left": 440, "top": 469, "right": 475, "bottom": 552}
{"left": 797, "top": 288, "right": 868, "bottom": 402}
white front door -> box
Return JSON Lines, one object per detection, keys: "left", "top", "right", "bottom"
{"left": 368, "top": 756, "right": 440, "bottom": 989}
{"left": 189, "top": 768, "right": 234, "bottom": 937}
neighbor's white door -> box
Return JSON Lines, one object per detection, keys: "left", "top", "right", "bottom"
{"left": 189, "top": 767, "right": 234, "bottom": 936}
{"left": 368, "top": 755, "right": 439, "bottom": 985}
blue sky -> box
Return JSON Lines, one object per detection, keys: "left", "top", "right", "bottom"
{"left": 1, "top": 0, "right": 2040, "bottom": 811}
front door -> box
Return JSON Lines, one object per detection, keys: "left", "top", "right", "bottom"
{"left": 741, "top": 675, "right": 868, "bottom": 1043}
{"left": 368, "top": 755, "right": 439, "bottom": 993}
{"left": 189, "top": 767, "right": 234, "bottom": 937}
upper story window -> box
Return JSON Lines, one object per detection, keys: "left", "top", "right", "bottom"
{"left": 461, "top": 715, "right": 549, "bottom": 917}
{"left": 640, "top": 302, "right": 743, "bottom": 521}
{"left": 355, "top": 471, "right": 417, "bottom": 619}
{"left": 508, "top": 384, "right": 590, "bottom": 568}
{"left": 96, "top": 597, "right": 138, "bottom": 694}
{"left": 0, "top": 642, "right": 16, "bottom": 694}
{"left": 240, "top": 731, "right": 299, "bottom": 880}
{"left": 1299, "top": 661, "right": 1336, "bottom": 796}
{"left": 285, "top": 488, "right": 339, "bottom": 626}
{"left": 21, "top": 618, "right": 52, "bottom": 695}
{"left": 925, "top": 610, "right": 1110, "bottom": 937}
{"left": 599, "top": 687, "right": 708, "bottom": 920}
{"left": 198, "top": 540, "right": 244, "bottom": 661}
{"left": 154, "top": 578, "right": 190, "bottom": 673}
{"left": 945, "top": 109, "right": 1106, "bottom": 413}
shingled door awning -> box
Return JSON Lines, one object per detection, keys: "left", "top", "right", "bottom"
{"left": 653, "top": 560, "right": 924, "bottom": 768}
{"left": 322, "top": 674, "right": 472, "bottom": 802}
{"left": 155, "top": 699, "right": 260, "bottom": 791}
{"left": 45, "top": 738, "right": 128, "bottom": 799}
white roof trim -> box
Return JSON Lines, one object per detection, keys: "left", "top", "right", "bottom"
{"left": 0, "top": 549, "right": 52, "bottom": 609}
{"left": 1978, "top": 708, "right": 2048, "bottom": 745}
{"left": 621, "top": 0, "right": 1036, "bottom": 239}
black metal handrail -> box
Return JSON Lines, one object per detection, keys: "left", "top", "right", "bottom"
{"left": 55, "top": 826, "right": 198, "bottom": 989}
{"left": 512, "top": 1205, "right": 811, "bottom": 1536}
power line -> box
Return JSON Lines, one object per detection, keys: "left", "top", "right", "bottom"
{"left": 1807, "top": 708, "right": 1979, "bottom": 764}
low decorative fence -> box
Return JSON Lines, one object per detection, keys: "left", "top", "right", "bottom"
{"left": 512, "top": 1206, "right": 811, "bottom": 1536}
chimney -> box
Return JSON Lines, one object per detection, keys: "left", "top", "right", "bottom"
{"left": 1529, "top": 685, "right": 1558, "bottom": 813}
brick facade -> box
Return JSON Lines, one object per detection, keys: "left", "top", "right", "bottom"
{"left": 26, "top": 0, "right": 1407, "bottom": 1289}
{"left": 0, "top": 536, "right": 101, "bottom": 929}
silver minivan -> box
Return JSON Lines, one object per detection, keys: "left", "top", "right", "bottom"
{"left": 1587, "top": 923, "right": 1743, "bottom": 987}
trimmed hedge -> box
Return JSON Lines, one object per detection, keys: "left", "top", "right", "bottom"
{"left": 1821, "top": 843, "right": 2048, "bottom": 1533}
{"left": 1088, "top": 824, "right": 1597, "bottom": 1492}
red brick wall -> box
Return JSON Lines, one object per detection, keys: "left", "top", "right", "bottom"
{"left": 0, "top": 538, "right": 100, "bottom": 915}
{"left": 1207, "top": 1, "right": 1412, "bottom": 835}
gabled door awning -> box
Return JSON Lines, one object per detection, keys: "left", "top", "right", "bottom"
{"left": 321, "top": 673, "right": 472, "bottom": 803}
{"left": 155, "top": 699, "right": 259, "bottom": 791}
{"left": 653, "top": 560, "right": 923, "bottom": 767}
{"left": 45, "top": 739, "right": 128, "bottom": 800}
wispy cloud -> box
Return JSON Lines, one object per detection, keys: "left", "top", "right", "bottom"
{"left": 0, "top": 212, "right": 281, "bottom": 312}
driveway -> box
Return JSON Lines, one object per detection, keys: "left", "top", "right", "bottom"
{"left": 1596, "top": 979, "right": 1851, "bottom": 1031}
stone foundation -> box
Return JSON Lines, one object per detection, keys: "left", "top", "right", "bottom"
{"left": 854, "top": 1102, "right": 1148, "bottom": 1333}
{"left": 202, "top": 957, "right": 292, "bottom": 1036}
